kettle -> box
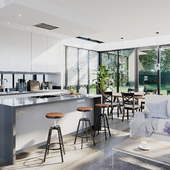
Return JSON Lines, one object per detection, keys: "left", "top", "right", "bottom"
{"left": 79, "top": 87, "right": 87, "bottom": 95}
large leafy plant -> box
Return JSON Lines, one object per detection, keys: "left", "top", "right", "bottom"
{"left": 93, "top": 65, "right": 114, "bottom": 93}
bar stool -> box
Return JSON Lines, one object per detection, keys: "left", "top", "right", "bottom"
{"left": 44, "top": 112, "right": 65, "bottom": 162}
{"left": 94, "top": 104, "right": 111, "bottom": 140}
{"left": 74, "top": 107, "right": 96, "bottom": 149}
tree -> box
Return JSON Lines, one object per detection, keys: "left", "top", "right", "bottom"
{"left": 161, "top": 49, "right": 170, "bottom": 72}
{"left": 139, "top": 49, "right": 157, "bottom": 71}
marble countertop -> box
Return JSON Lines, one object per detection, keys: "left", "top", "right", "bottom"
{"left": 0, "top": 94, "right": 101, "bottom": 108}
{"left": 0, "top": 89, "right": 63, "bottom": 96}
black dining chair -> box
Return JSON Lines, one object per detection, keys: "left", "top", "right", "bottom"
{"left": 121, "top": 92, "right": 140, "bottom": 121}
{"left": 141, "top": 89, "right": 157, "bottom": 112}
{"left": 128, "top": 88, "right": 135, "bottom": 93}
{"left": 167, "top": 90, "right": 170, "bottom": 96}
{"left": 101, "top": 91, "right": 120, "bottom": 119}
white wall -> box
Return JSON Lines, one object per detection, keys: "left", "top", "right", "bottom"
{"left": 0, "top": 26, "right": 63, "bottom": 86}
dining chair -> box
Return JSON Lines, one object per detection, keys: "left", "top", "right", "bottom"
{"left": 141, "top": 89, "right": 157, "bottom": 112}
{"left": 121, "top": 92, "right": 140, "bottom": 121}
{"left": 167, "top": 90, "right": 170, "bottom": 96}
{"left": 101, "top": 91, "right": 120, "bottom": 119}
{"left": 145, "top": 89, "right": 157, "bottom": 95}
{"left": 128, "top": 88, "right": 140, "bottom": 107}
{"left": 128, "top": 88, "right": 135, "bottom": 93}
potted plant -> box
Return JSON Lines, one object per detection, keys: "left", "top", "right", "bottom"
{"left": 92, "top": 65, "right": 114, "bottom": 93}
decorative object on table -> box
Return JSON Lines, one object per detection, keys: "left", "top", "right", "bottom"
{"left": 70, "top": 89, "right": 74, "bottom": 94}
{"left": 27, "top": 80, "right": 40, "bottom": 91}
{"left": 79, "top": 86, "right": 87, "bottom": 95}
{"left": 163, "top": 121, "right": 170, "bottom": 136}
{"left": 47, "top": 81, "right": 53, "bottom": 89}
{"left": 41, "top": 82, "right": 45, "bottom": 90}
{"left": 92, "top": 65, "right": 114, "bottom": 93}
{"left": 139, "top": 141, "right": 150, "bottom": 151}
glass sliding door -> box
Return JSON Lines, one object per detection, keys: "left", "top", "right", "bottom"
{"left": 160, "top": 45, "right": 170, "bottom": 95}
{"left": 101, "top": 51, "right": 117, "bottom": 92}
{"left": 138, "top": 47, "right": 157, "bottom": 93}
{"left": 119, "top": 49, "right": 135, "bottom": 92}
{"left": 67, "top": 47, "right": 78, "bottom": 91}
{"left": 89, "top": 51, "right": 98, "bottom": 94}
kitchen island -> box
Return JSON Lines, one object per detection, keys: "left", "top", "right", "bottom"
{"left": 0, "top": 93, "right": 101, "bottom": 164}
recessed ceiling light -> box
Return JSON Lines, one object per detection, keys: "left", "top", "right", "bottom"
{"left": 7, "top": 22, "right": 10, "bottom": 25}
{"left": 18, "top": 14, "right": 21, "bottom": 18}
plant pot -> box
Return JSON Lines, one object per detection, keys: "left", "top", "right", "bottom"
{"left": 48, "top": 83, "right": 53, "bottom": 89}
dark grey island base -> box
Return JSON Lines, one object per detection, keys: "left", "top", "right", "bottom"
{"left": 0, "top": 94, "right": 101, "bottom": 164}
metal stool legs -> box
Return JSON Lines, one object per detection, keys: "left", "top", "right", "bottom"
{"left": 74, "top": 118, "right": 95, "bottom": 149}
{"left": 44, "top": 125, "right": 65, "bottom": 162}
{"left": 94, "top": 107, "right": 111, "bottom": 140}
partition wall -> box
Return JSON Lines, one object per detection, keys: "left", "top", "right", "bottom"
{"left": 64, "top": 45, "right": 170, "bottom": 95}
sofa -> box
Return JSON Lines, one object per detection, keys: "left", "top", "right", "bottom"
{"left": 130, "top": 95, "right": 170, "bottom": 142}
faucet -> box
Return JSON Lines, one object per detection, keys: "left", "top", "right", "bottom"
{"left": 0, "top": 79, "right": 8, "bottom": 92}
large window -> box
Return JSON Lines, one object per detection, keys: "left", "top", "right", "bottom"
{"left": 67, "top": 47, "right": 78, "bottom": 91}
{"left": 101, "top": 51, "right": 117, "bottom": 92}
{"left": 138, "top": 47, "right": 157, "bottom": 92}
{"left": 160, "top": 46, "right": 170, "bottom": 95}
{"left": 119, "top": 49, "right": 135, "bottom": 92}
{"left": 89, "top": 51, "right": 98, "bottom": 94}
{"left": 101, "top": 50, "right": 135, "bottom": 93}
{"left": 79, "top": 49, "right": 88, "bottom": 91}
{"left": 65, "top": 47, "right": 98, "bottom": 94}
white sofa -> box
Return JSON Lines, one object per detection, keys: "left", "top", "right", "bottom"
{"left": 132, "top": 95, "right": 170, "bottom": 142}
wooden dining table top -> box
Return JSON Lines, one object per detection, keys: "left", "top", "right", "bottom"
{"left": 112, "top": 93, "right": 145, "bottom": 99}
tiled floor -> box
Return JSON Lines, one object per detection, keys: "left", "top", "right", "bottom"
{"left": 0, "top": 111, "right": 131, "bottom": 170}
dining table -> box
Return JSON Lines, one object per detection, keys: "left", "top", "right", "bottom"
{"left": 112, "top": 92, "right": 145, "bottom": 114}
{"left": 112, "top": 93, "right": 145, "bottom": 100}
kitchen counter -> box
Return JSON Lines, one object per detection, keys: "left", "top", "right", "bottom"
{"left": 0, "top": 94, "right": 98, "bottom": 107}
{"left": 0, "top": 93, "right": 101, "bottom": 164}
{"left": 0, "top": 89, "right": 63, "bottom": 96}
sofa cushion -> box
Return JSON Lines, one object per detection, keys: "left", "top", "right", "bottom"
{"left": 145, "top": 95, "right": 170, "bottom": 118}
{"left": 146, "top": 100, "right": 168, "bottom": 119}
{"left": 154, "top": 118, "right": 170, "bottom": 136}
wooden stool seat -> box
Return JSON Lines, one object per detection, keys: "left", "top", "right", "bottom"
{"left": 77, "top": 107, "right": 93, "bottom": 112}
{"left": 95, "top": 104, "right": 109, "bottom": 108}
{"left": 46, "top": 112, "right": 64, "bottom": 119}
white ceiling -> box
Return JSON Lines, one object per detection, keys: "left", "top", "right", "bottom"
{"left": 0, "top": 0, "right": 170, "bottom": 43}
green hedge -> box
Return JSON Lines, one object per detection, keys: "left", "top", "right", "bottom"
{"left": 139, "top": 71, "right": 170, "bottom": 85}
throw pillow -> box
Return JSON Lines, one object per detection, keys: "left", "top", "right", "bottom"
{"left": 143, "top": 105, "right": 149, "bottom": 115}
{"left": 146, "top": 100, "right": 168, "bottom": 119}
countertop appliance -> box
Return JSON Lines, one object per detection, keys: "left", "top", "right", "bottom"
{"left": 27, "top": 80, "right": 40, "bottom": 91}
{"left": 16, "top": 79, "right": 27, "bottom": 92}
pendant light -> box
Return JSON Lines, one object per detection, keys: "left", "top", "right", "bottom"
{"left": 120, "top": 37, "right": 124, "bottom": 71}
{"left": 155, "top": 32, "right": 160, "bottom": 71}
